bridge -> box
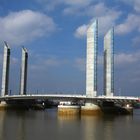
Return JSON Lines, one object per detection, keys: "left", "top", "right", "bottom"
{"left": 0, "top": 20, "right": 140, "bottom": 115}
{"left": 0, "top": 94, "right": 139, "bottom": 103}
{"left": 0, "top": 93, "right": 139, "bottom": 115}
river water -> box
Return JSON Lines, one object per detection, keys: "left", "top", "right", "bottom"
{"left": 0, "top": 109, "right": 140, "bottom": 140}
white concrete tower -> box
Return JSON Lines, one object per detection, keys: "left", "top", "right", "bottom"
{"left": 86, "top": 20, "right": 98, "bottom": 97}
{"left": 1, "top": 42, "right": 10, "bottom": 96}
{"left": 104, "top": 28, "right": 114, "bottom": 96}
{"left": 20, "top": 47, "right": 28, "bottom": 95}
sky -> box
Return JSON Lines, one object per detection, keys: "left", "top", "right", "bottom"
{"left": 0, "top": 0, "right": 140, "bottom": 96}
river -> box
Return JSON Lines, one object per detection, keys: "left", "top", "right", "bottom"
{"left": 0, "top": 109, "right": 140, "bottom": 140}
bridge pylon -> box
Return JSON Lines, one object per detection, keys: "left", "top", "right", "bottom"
{"left": 20, "top": 47, "right": 28, "bottom": 95}
{"left": 86, "top": 19, "right": 98, "bottom": 97}
{"left": 1, "top": 42, "right": 10, "bottom": 96}
{"left": 104, "top": 28, "right": 114, "bottom": 96}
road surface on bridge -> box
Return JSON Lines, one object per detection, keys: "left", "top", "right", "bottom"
{"left": 0, "top": 94, "right": 139, "bottom": 104}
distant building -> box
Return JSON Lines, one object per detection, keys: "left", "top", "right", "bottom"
{"left": 86, "top": 20, "right": 98, "bottom": 97}
{"left": 104, "top": 28, "right": 114, "bottom": 96}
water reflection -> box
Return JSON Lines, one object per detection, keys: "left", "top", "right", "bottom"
{"left": 103, "top": 116, "right": 115, "bottom": 140}
{"left": 16, "top": 111, "right": 26, "bottom": 140}
{"left": 0, "top": 109, "right": 139, "bottom": 140}
{"left": 0, "top": 110, "right": 27, "bottom": 140}
{"left": 81, "top": 116, "right": 102, "bottom": 140}
{"left": 57, "top": 114, "right": 81, "bottom": 140}
{"left": 0, "top": 110, "right": 5, "bottom": 140}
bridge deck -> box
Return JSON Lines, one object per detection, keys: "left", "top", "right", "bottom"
{"left": 0, "top": 94, "right": 139, "bottom": 103}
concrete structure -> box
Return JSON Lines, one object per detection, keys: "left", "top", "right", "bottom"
{"left": 86, "top": 20, "right": 98, "bottom": 97}
{"left": 0, "top": 24, "right": 138, "bottom": 115}
{"left": 1, "top": 42, "right": 10, "bottom": 96}
{"left": 20, "top": 47, "right": 28, "bottom": 95}
{"left": 58, "top": 101, "right": 80, "bottom": 115}
{"left": 104, "top": 28, "right": 114, "bottom": 96}
{"left": 0, "top": 94, "right": 138, "bottom": 103}
{"left": 82, "top": 20, "right": 101, "bottom": 115}
{"left": 0, "top": 94, "right": 138, "bottom": 114}
{"left": 81, "top": 102, "right": 103, "bottom": 115}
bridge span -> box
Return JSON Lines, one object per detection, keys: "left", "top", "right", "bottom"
{"left": 0, "top": 94, "right": 139, "bottom": 104}
{"left": 0, "top": 94, "right": 139, "bottom": 115}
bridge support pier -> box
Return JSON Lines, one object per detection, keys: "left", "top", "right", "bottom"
{"left": 81, "top": 101, "right": 102, "bottom": 115}
{"left": 0, "top": 101, "right": 8, "bottom": 110}
{"left": 58, "top": 106, "right": 80, "bottom": 115}
{"left": 58, "top": 102, "right": 80, "bottom": 115}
